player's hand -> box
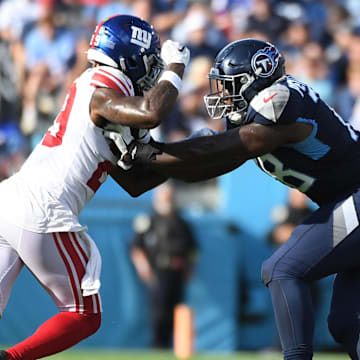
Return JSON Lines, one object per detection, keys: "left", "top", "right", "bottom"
{"left": 103, "top": 124, "right": 152, "bottom": 170}
{"left": 128, "top": 139, "right": 162, "bottom": 164}
{"left": 103, "top": 129, "right": 134, "bottom": 170}
{"left": 161, "top": 40, "right": 190, "bottom": 67}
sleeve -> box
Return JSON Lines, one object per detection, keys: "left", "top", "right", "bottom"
{"left": 247, "top": 82, "right": 301, "bottom": 126}
{"left": 131, "top": 233, "right": 145, "bottom": 250}
{"left": 90, "top": 66, "right": 135, "bottom": 96}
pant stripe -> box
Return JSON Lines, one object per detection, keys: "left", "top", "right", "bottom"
{"left": 71, "top": 233, "right": 101, "bottom": 313}
{"left": 53, "top": 233, "right": 81, "bottom": 312}
{"left": 53, "top": 232, "right": 101, "bottom": 314}
{"left": 59, "top": 233, "right": 89, "bottom": 314}
{"left": 333, "top": 195, "right": 359, "bottom": 247}
{"left": 70, "top": 233, "right": 88, "bottom": 268}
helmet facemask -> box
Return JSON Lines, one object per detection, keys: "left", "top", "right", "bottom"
{"left": 136, "top": 53, "right": 164, "bottom": 93}
{"left": 204, "top": 68, "right": 256, "bottom": 125}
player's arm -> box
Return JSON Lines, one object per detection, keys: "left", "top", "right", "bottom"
{"left": 90, "top": 63, "right": 184, "bottom": 129}
{"left": 130, "top": 246, "right": 153, "bottom": 284}
{"left": 109, "top": 163, "right": 168, "bottom": 197}
{"left": 143, "top": 121, "right": 313, "bottom": 182}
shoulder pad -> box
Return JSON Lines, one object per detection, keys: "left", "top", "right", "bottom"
{"left": 90, "top": 66, "right": 135, "bottom": 96}
{"left": 249, "top": 83, "right": 290, "bottom": 123}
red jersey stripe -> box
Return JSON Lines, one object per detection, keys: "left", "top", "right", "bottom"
{"left": 90, "top": 73, "right": 124, "bottom": 94}
{"left": 98, "top": 68, "right": 133, "bottom": 96}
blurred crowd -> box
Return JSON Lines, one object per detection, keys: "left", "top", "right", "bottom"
{"left": 1, "top": 0, "right": 360, "bottom": 184}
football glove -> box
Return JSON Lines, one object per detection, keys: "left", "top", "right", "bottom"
{"left": 103, "top": 124, "right": 150, "bottom": 170}
{"left": 127, "top": 139, "right": 162, "bottom": 164}
{"left": 161, "top": 40, "right": 190, "bottom": 67}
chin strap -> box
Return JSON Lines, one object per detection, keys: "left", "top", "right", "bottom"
{"left": 227, "top": 110, "right": 247, "bottom": 125}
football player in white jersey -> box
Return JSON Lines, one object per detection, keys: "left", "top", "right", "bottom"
{"left": 0, "top": 14, "right": 189, "bottom": 360}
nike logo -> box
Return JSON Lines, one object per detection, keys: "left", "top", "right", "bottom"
{"left": 263, "top": 93, "right": 277, "bottom": 103}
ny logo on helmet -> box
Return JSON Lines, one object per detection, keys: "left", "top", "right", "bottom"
{"left": 251, "top": 45, "right": 280, "bottom": 78}
{"left": 130, "top": 26, "right": 152, "bottom": 49}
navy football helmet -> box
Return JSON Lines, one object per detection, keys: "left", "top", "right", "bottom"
{"left": 204, "top": 39, "right": 285, "bottom": 125}
{"left": 88, "top": 14, "right": 164, "bottom": 94}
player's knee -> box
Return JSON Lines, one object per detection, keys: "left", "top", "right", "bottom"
{"left": 86, "top": 312, "right": 102, "bottom": 335}
{"left": 77, "top": 312, "right": 102, "bottom": 337}
{"left": 261, "top": 256, "right": 302, "bottom": 286}
{"left": 261, "top": 258, "right": 275, "bottom": 286}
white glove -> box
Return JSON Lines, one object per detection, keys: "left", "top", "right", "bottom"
{"left": 103, "top": 129, "right": 133, "bottom": 170}
{"left": 103, "top": 124, "right": 150, "bottom": 170}
{"left": 161, "top": 40, "right": 190, "bottom": 67}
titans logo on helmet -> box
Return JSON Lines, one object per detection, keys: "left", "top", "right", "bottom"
{"left": 251, "top": 45, "right": 280, "bottom": 78}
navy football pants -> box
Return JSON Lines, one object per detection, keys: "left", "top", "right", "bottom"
{"left": 262, "top": 191, "right": 360, "bottom": 360}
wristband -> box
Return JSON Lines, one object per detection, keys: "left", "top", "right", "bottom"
{"left": 158, "top": 71, "right": 182, "bottom": 92}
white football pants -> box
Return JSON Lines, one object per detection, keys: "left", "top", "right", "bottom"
{"left": 0, "top": 219, "right": 101, "bottom": 317}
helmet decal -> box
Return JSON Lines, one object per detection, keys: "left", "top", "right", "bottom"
{"left": 251, "top": 45, "right": 280, "bottom": 78}
{"left": 130, "top": 25, "right": 152, "bottom": 50}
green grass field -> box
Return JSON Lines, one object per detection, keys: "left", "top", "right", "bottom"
{"left": 47, "top": 349, "right": 348, "bottom": 360}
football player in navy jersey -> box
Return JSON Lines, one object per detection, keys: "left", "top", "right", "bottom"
{"left": 123, "top": 38, "right": 360, "bottom": 359}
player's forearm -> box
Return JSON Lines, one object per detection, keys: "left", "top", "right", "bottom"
{"left": 161, "top": 127, "right": 244, "bottom": 160}
{"left": 92, "top": 64, "right": 185, "bottom": 129}
{"left": 148, "top": 128, "right": 247, "bottom": 181}
{"left": 143, "top": 63, "right": 185, "bottom": 124}
{"left": 110, "top": 164, "right": 168, "bottom": 197}
{"left": 150, "top": 156, "right": 244, "bottom": 182}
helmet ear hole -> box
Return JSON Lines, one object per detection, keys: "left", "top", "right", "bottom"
{"left": 127, "top": 56, "right": 138, "bottom": 69}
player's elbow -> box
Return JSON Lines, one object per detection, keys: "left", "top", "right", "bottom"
{"left": 139, "top": 113, "right": 161, "bottom": 129}
{"left": 125, "top": 187, "right": 145, "bottom": 198}
{"left": 147, "top": 115, "right": 162, "bottom": 129}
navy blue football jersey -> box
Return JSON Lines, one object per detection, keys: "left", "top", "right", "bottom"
{"left": 227, "top": 75, "right": 360, "bottom": 205}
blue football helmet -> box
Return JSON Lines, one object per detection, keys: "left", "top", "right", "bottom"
{"left": 88, "top": 14, "right": 164, "bottom": 94}
{"left": 204, "top": 39, "right": 285, "bottom": 125}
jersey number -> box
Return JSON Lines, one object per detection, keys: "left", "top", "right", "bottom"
{"left": 87, "top": 161, "right": 114, "bottom": 193}
{"left": 41, "top": 82, "right": 77, "bottom": 147}
{"left": 256, "top": 154, "right": 315, "bottom": 192}
{"left": 287, "top": 76, "right": 358, "bottom": 142}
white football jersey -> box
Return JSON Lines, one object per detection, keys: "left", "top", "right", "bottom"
{"left": 0, "top": 66, "right": 135, "bottom": 233}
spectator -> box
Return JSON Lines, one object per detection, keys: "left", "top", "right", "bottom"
{"left": 210, "top": 0, "right": 252, "bottom": 41}
{"left": 291, "top": 42, "right": 335, "bottom": 105}
{"left": 0, "top": 0, "right": 41, "bottom": 124}
{"left": 271, "top": 189, "right": 314, "bottom": 229}
{"left": 245, "top": 0, "right": 288, "bottom": 44}
{"left": 171, "top": 3, "right": 226, "bottom": 60}
{"left": 335, "top": 63, "right": 360, "bottom": 126}
{"left": 21, "top": 12, "right": 77, "bottom": 137}
{"left": 130, "top": 183, "right": 197, "bottom": 349}
{"left": 96, "top": 0, "right": 136, "bottom": 23}
{"left": 280, "top": 19, "right": 310, "bottom": 58}
{"left": 326, "top": 20, "right": 353, "bottom": 88}
{"left": 180, "top": 55, "right": 222, "bottom": 136}
{"left": 0, "top": 123, "right": 27, "bottom": 181}
{"left": 334, "top": 27, "right": 360, "bottom": 127}
{"left": 151, "top": 0, "right": 188, "bottom": 39}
